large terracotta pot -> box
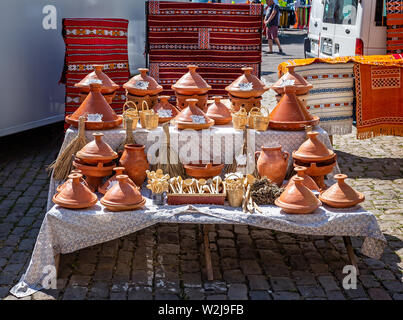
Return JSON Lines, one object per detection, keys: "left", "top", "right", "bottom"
{"left": 76, "top": 133, "right": 118, "bottom": 165}
{"left": 172, "top": 65, "right": 211, "bottom": 95}
{"left": 123, "top": 68, "right": 163, "bottom": 97}
{"left": 271, "top": 65, "right": 313, "bottom": 95}
{"left": 205, "top": 96, "right": 232, "bottom": 125}
{"left": 255, "top": 146, "right": 289, "bottom": 187}
{"left": 174, "top": 98, "right": 215, "bottom": 130}
{"left": 153, "top": 96, "right": 180, "bottom": 123}
{"left": 119, "top": 144, "right": 149, "bottom": 187}
{"left": 225, "top": 67, "right": 269, "bottom": 98}
{"left": 75, "top": 64, "right": 119, "bottom": 95}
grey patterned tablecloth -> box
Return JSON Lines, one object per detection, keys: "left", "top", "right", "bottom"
{"left": 11, "top": 197, "right": 386, "bottom": 298}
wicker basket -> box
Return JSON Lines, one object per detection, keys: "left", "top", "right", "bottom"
{"left": 253, "top": 111, "right": 270, "bottom": 132}
{"left": 232, "top": 108, "right": 248, "bottom": 130}
{"left": 144, "top": 110, "right": 159, "bottom": 130}
{"left": 248, "top": 107, "right": 261, "bottom": 129}
{"left": 224, "top": 173, "right": 244, "bottom": 207}
{"left": 138, "top": 101, "right": 153, "bottom": 128}
{"left": 122, "top": 101, "right": 139, "bottom": 130}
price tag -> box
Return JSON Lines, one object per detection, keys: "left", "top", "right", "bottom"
{"left": 87, "top": 113, "right": 103, "bottom": 122}
{"left": 157, "top": 109, "right": 173, "bottom": 118}
{"left": 133, "top": 80, "right": 149, "bottom": 90}
{"left": 239, "top": 82, "right": 253, "bottom": 91}
{"left": 191, "top": 115, "right": 206, "bottom": 124}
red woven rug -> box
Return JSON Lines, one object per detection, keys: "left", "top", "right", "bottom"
{"left": 146, "top": 1, "right": 263, "bottom": 96}
{"left": 387, "top": 0, "right": 403, "bottom": 54}
{"left": 60, "top": 18, "right": 130, "bottom": 128}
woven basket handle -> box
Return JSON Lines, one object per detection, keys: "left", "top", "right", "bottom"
{"left": 249, "top": 107, "right": 261, "bottom": 114}
{"left": 141, "top": 100, "right": 149, "bottom": 111}
{"left": 123, "top": 101, "right": 137, "bottom": 113}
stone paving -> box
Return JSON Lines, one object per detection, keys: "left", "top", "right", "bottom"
{"left": 0, "top": 30, "right": 402, "bottom": 300}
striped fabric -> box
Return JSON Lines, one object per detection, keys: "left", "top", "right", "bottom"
{"left": 296, "top": 63, "right": 355, "bottom": 135}
{"left": 386, "top": 0, "right": 403, "bottom": 54}
{"left": 60, "top": 18, "right": 130, "bottom": 128}
{"left": 146, "top": 1, "right": 263, "bottom": 97}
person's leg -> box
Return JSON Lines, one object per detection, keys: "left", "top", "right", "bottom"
{"left": 274, "top": 37, "right": 282, "bottom": 51}
{"left": 268, "top": 39, "right": 273, "bottom": 53}
{"left": 271, "top": 26, "right": 283, "bottom": 53}
{"left": 267, "top": 26, "right": 274, "bottom": 53}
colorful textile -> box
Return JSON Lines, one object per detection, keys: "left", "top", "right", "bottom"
{"left": 386, "top": 0, "right": 403, "bottom": 54}
{"left": 61, "top": 18, "right": 130, "bottom": 128}
{"left": 354, "top": 63, "right": 403, "bottom": 139}
{"left": 146, "top": 1, "right": 263, "bottom": 96}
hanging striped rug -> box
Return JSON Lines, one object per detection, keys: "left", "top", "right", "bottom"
{"left": 386, "top": 0, "right": 403, "bottom": 54}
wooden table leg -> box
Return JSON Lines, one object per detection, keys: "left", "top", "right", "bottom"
{"left": 54, "top": 254, "right": 60, "bottom": 277}
{"left": 203, "top": 225, "right": 214, "bottom": 281}
{"left": 343, "top": 236, "right": 360, "bottom": 276}
{"left": 329, "top": 135, "right": 333, "bottom": 146}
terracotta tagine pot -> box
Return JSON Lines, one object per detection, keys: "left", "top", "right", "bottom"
{"left": 269, "top": 85, "right": 319, "bottom": 131}
{"left": 319, "top": 174, "right": 365, "bottom": 208}
{"left": 100, "top": 175, "right": 146, "bottom": 211}
{"left": 123, "top": 68, "right": 163, "bottom": 97}
{"left": 172, "top": 65, "right": 211, "bottom": 95}
{"left": 76, "top": 132, "right": 118, "bottom": 165}
{"left": 293, "top": 160, "right": 337, "bottom": 191}
{"left": 255, "top": 146, "right": 289, "bottom": 187}
{"left": 184, "top": 163, "right": 225, "bottom": 179}
{"left": 56, "top": 169, "right": 89, "bottom": 193}
{"left": 53, "top": 173, "right": 98, "bottom": 209}
{"left": 65, "top": 83, "right": 123, "bottom": 130}
{"left": 205, "top": 96, "right": 232, "bottom": 125}
{"left": 73, "top": 158, "right": 116, "bottom": 192}
{"left": 286, "top": 166, "right": 320, "bottom": 191}
{"left": 271, "top": 65, "right": 313, "bottom": 95}
{"left": 225, "top": 67, "right": 269, "bottom": 99}
{"left": 75, "top": 64, "right": 120, "bottom": 95}
{"left": 293, "top": 131, "right": 336, "bottom": 163}
{"left": 153, "top": 96, "right": 180, "bottom": 123}
{"left": 174, "top": 99, "right": 215, "bottom": 130}
{"left": 119, "top": 144, "right": 150, "bottom": 187}
{"left": 98, "top": 167, "right": 136, "bottom": 195}
{"left": 275, "top": 176, "right": 322, "bottom": 214}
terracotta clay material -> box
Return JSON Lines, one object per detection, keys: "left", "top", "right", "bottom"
{"left": 100, "top": 174, "right": 146, "bottom": 211}
{"left": 319, "top": 174, "right": 365, "bottom": 208}
{"left": 225, "top": 67, "right": 269, "bottom": 98}
{"left": 255, "top": 146, "right": 289, "bottom": 187}
{"left": 269, "top": 85, "right": 319, "bottom": 131}
{"left": 175, "top": 92, "right": 208, "bottom": 111}
{"left": 119, "top": 144, "right": 150, "bottom": 187}
{"left": 205, "top": 96, "right": 232, "bottom": 125}
{"left": 98, "top": 167, "right": 136, "bottom": 195}
{"left": 76, "top": 132, "right": 118, "bottom": 164}
{"left": 53, "top": 173, "right": 98, "bottom": 209}
{"left": 172, "top": 65, "right": 211, "bottom": 95}
{"left": 153, "top": 96, "right": 180, "bottom": 123}
{"left": 75, "top": 64, "right": 119, "bottom": 95}
{"left": 293, "top": 160, "right": 337, "bottom": 191}
{"left": 275, "top": 176, "right": 322, "bottom": 214}
{"left": 174, "top": 99, "right": 215, "bottom": 130}
{"left": 124, "top": 68, "right": 163, "bottom": 97}
{"left": 73, "top": 158, "right": 116, "bottom": 192}
{"left": 65, "top": 83, "right": 123, "bottom": 130}
{"left": 271, "top": 65, "right": 313, "bottom": 95}
{"left": 56, "top": 169, "right": 88, "bottom": 193}
{"left": 286, "top": 166, "right": 320, "bottom": 191}
{"left": 292, "top": 131, "right": 336, "bottom": 162}
{"left": 184, "top": 163, "right": 225, "bottom": 179}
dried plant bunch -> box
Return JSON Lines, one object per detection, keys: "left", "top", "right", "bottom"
{"left": 250, "top": 177, "right": 284, "bottom": 205}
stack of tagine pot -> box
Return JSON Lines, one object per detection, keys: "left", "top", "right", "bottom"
{"left": 75, "top": 65, "right": 120, "bottom": 104}
{"left": 225, "top": 67, "right": 269, "bottom": 112}
{"left": 124, "top": 68, "right": 163, "bottom": 108}
{"left": 172, "top": 65, "right": 211, "bottom": 111}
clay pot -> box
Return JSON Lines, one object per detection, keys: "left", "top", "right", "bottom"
{"left": 172, "top": 65, "right": 211, "bottom": 95}
{"left": 269, "top": 85, "right": 319, "bottom": 131}
{"left": 205, "top": 96, "right": 232, "bottom": 125}
{"left": 76, "top": 132, "right": 118, "bottom": 164}
{"left": 271, "top": 65, "right": 313, "bottom": 95}
{"left": 100, "top": 175, "right": 146, "bottom": 211}
{"left": 184, "top": 163, "right": 225, "bottom": 179}
{"left": 53, "top": 173, "right": 98, "bottom": 209}
{"left": 319, "top": 174, "right": 365, "bottom": 208}
{"left": 153, "top": 96, "right": 180, "bottom": 123}
{"left": 174, "top": 99, "right": 215, "bottom": 130}
{"left": 75, "top": 64, "right": 119, "bottom": 95}
{"left": 275, "top": 176, "right": 322, "bottom": 214}
{"left": 293, "top": 160, "right": 337, "bottom": 191}
{"left": 56, "top": 169, "right": 88, "bottom": 193}
{"left": 65, "top": 83, "right": 123, "bottom": 130}
{"left": 225, "top": 67, "right": 269, "bottom": 98}
{"left": 119, "top": 144, "right": 149, "bottom": 187}
{"left": 123, "top": 68, "right": 163, "bottom": 97}
{"left": 255, "top": 146, "right": 289, "bottom": 187}
{"left": 73, "top": 159, "right": 116, "bottom": 192}
{"left": 286, "top": 166, "right": 320, "bottom": 191}
{"left": 98, "top": 167, "right": 136, "bottom": 195}
{"left": 293, "top": 131, "right": 336, "bottom": 162}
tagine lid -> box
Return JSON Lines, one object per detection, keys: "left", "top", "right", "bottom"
{"left": 76, "top": 132, "right": 118, "bottom": 162}
{"left": 75, "top": 65, "right": 119, "bottom": 93}
{"left": 206, "top": 96, "right": 232, "bottom": 121}
{"left": 271, "top": 65, "right": 313, "bottom": 94}
{"left": 175, "top": 99, "right": 214, "bottom": 124}
{"left": 225, "top": 67, "right": 269, "bottom": 97}
{"left": 153, "top": 96, "right": 179, "bottom": 117}
{"left": 293, "top": 131, "right": 335, "bottom": 162}
{"left": 53, "top": 173, "right": 98, "bottom": 208}
{"left": 123, "top": 68, "right": 163, "bottom": 96}
{"left": 288, "top": 166, "right": 320, "bottom": 191}
{"left": 100, "top": 175, "right": 145, "bottom": 207}
{"left": 171, "top": 65, "right": 212, "bottom": 93}
{"left": 319, "top": 174, "right": 365, "bottom": 206}
{"left": 275, "top": 176, "right": 322, "bottom": 213}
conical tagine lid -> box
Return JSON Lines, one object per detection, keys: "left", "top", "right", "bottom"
{"left": 225, "top": 67, "right": 269, "bottom": 98}
{"left": 293, "top": 131, "right": 335, "bottom": 162}
{"left": 319, "top": 174, "right": 365, "bottom": 208}
{"left": 123, "top": 68, "right": 163, "bottom": 96}
{"left": 76, "top": 132, "right": 118, "bottom": 164}
{"left": 271, "top": 65, "right": 313, "bottom": 95}
{"left": 175, "top": 99, "right": 213, "bottom": 124}
{"left": 153, "top": 96, "right": 180, "bottom": 119}
{"left": 172, "top": 65, "right": 211, "bottom": 95}
{"left": 75, "top": 65, "right": 119, "bottom": 94}
{"left": 206, "top": 96, "right": 232, "bottom": 125}
{"left": 287, "top": 166, "right": 320, "bottom": 191}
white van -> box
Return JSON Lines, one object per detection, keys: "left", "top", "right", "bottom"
{"left": 304, "top": 0, "right": 387, "bottom": 58}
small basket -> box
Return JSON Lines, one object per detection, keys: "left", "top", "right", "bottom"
{"left": 138, "top": 101, "right": 153, "bottom": 128}
{"left": 122, "top": 101, "right": 139, "bottom": 130}
{"left": 253, "top": 108, "right": 269, "bottom": 131}
{"left": 224, "top": 173, "right": 244, "bottom": 207}
{"left": 232, "top": 108, "right": 248, "bottom": 130}
{"left": 144, "top": 110, "right": 159, "bottom": 130}
{"left": 248, "top": 107, "right": 261, "bottom": 129}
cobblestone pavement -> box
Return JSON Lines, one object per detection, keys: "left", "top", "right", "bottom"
{"left": 1, "top": 31, "right": 402, "bottom": 300}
